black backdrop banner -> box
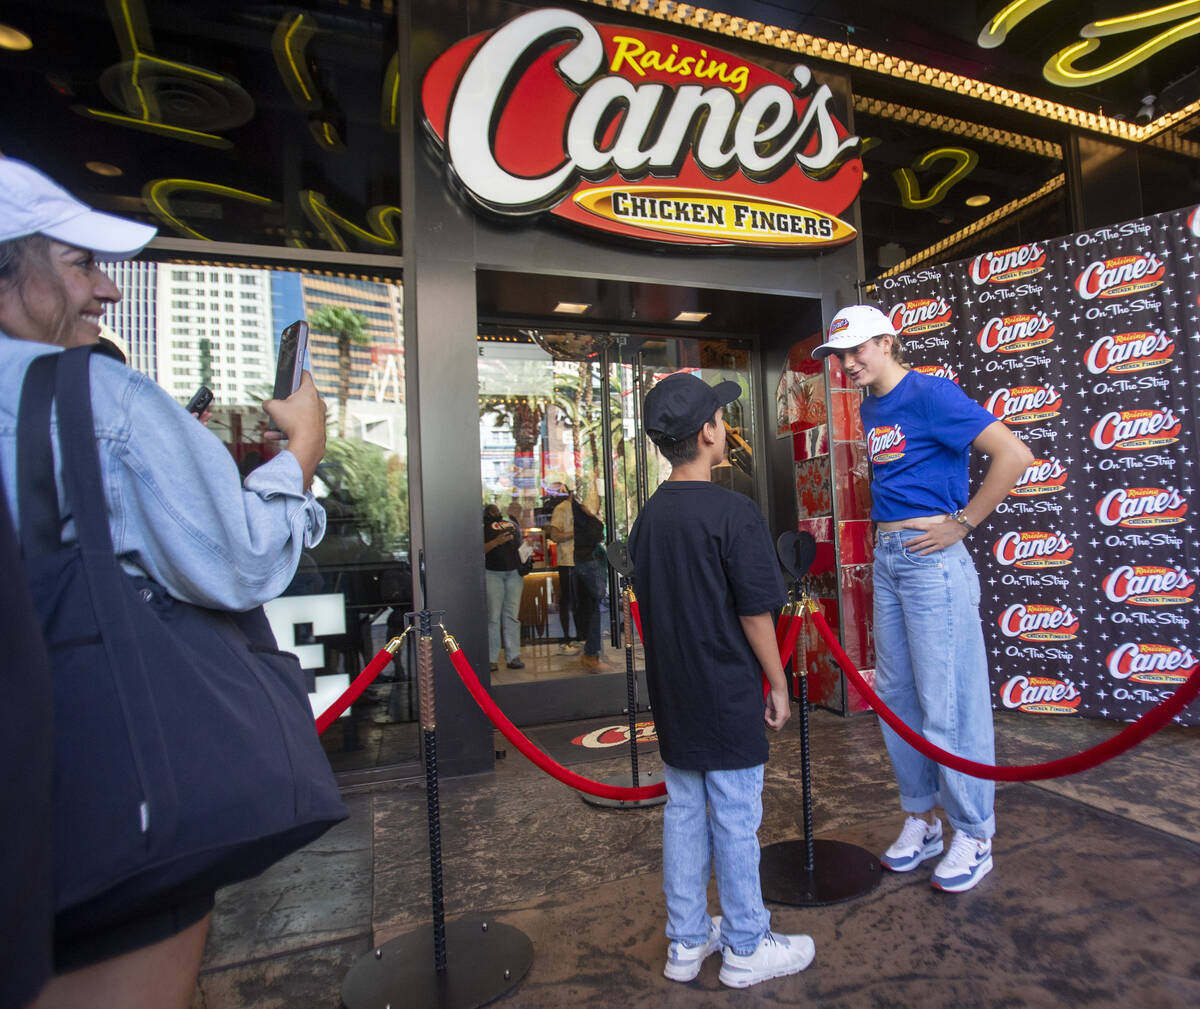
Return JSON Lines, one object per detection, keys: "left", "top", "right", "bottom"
{"left": 874, "top": 204, "right": 1200, "bottom": 726}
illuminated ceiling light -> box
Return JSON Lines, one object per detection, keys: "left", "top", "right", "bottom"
{"left": 0, "top": 22, "right": 32, "bottom": 50}
{"left": 86, "top": 161, "right": 123, "bottom": 177}
{"left": 978, "top": 0, "right": 1054, "bottom": 49}
{"left": 553, "top": 302, "right": 591, "bottom": 314}
{"left": 674, "top": 311, "right": 710, "bottom": 323}
{"left": 581, "top": 0, "right": 1194, "bottom": 145}
{"left": 965, "top": 194, "right": 991, "bottom": 207}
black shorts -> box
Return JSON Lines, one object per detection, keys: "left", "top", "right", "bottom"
{"left": 53, "top": 890, "right": 215, "bottom": 974}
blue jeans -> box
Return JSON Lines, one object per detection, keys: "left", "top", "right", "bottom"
{"left": 662, "top": 763, "right": 771, "bottom": 956}
{"left": 486, "top": 568, "right": 523, "bottom": 663}
{"left": 872, "top": 529, "right": 996, "bottom": 839}
{"left": 572, "top": 557, "right": 606, "bottom": 657}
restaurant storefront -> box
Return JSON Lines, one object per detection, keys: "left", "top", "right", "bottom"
{"left": 3, "top": 0, "right": 1196, "bottom": 781}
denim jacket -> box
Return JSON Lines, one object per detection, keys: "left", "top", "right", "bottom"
{"left": 0, "top": 335, "right": 326, "bottom": 611}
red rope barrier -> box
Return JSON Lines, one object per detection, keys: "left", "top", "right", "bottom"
{"left": 780, "top": 610, "right": 805, "bottom": 690}
{"left": 445, "top": 643, "right": 668, "bottom": 800}
{"left": 315, "top": 644, "right": 399, "bottom": 735}
{"left": 809, "top": 607, "right": 1200, "bottom": 782}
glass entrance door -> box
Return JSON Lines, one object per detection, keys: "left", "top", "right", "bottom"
{"left": 477, "top": 328, "right": 760, "bottom": 725}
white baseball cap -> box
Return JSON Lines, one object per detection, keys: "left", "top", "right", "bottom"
{"left": 0, "top": 158, "right": 156, "bottom": 260}
{"left": 812, "top": 304, "right": 897, "bottom": 360}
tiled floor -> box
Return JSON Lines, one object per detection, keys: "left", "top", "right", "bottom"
{"left": 191, "top": 709, "right": 1200, "bottom": 1009}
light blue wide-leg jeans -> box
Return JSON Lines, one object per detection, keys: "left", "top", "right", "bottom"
{"left": 485, "top": 568, "right": 523, "bottom": 663}
{"left": 872, "top": 529, "right": 996, "bottom": 840}
{"left": 662, "top": 763, "right": 771, "bottom": 955}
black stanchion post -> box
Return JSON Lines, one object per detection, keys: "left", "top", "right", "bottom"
{"left": 793, "top": 605, "right": 816, "bottom": 875}
{"left": 759, "top": 534, "right": 882, "bottom": 907}
{"left": 416, "top": 610, "right": 447, "bottom": 973}
{"left": 339, "top": 610, "right": 534, "bottom": 1009}
{"left": 580, "top": 544, "right": 666, "bottom": 810}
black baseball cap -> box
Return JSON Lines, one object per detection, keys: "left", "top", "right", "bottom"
{"left": 643, "top": 372, "right": 741, "bottom": 442}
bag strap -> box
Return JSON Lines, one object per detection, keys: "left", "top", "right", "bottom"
{"left": 16, "top": 353, "right": 63, "bottom": 557}
{"left": 53, "top": 346, "right": 118, "bottom": 556}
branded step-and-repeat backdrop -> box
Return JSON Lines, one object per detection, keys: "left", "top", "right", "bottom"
{"left": 876, "top": 204, "right": 1200, "bottom": 726}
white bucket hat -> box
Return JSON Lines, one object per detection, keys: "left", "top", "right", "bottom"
{"left": 812, "top": 304, "right": 897, "bottom": 360}
{"left": 0, "top": 158, "right": 156, "bottom": 261}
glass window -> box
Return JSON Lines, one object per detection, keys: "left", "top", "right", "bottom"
{"left": 102, "top": 259, "right": 412, "bottom": 772}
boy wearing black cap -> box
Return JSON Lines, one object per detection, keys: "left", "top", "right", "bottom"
{"left": 629, "top": 372, "right": 815, "bottom": 989}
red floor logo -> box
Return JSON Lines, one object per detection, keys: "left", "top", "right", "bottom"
{"left": 572, "top": 721, "right": 659, "bottom": 748}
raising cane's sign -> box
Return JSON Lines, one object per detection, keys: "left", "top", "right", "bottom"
{"left": 420, "top": 8, "right": 862, "bottom": 248}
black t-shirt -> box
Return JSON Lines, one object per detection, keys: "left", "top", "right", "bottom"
{"left": 484, "top": 516, "right": 521, "bottom": 571}
{"left": 628, "top": 482, "right": 785, "bottom": 770}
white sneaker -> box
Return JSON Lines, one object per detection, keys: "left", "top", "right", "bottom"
{"left": 558, "top": 641, "right": 580, "bottom": 655}
{"left": 880, "top": 815, "right": 943, "bottom": 872}
{"left": 931, "top": 832, "right": 993, "bottom": 892}
{"left": 663, "top": 916, "right": 722, "bottom": 982}
{"left": 718, "top": 931, "right": 815, "bottom": 989}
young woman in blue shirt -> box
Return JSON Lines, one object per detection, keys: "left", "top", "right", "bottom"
{"left": 814, "top": 304, "right": 1033, "bottom": 893}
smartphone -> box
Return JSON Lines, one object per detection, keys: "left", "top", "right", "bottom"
{"left": 272, "top": 320, "right": 309, "bottom": 401}
{"left": 185, "top": 385, "right": 213, "bottom": 416}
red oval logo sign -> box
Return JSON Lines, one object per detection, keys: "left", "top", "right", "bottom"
{"left": 420, "top": 9, "right": 861, "bottom": 248}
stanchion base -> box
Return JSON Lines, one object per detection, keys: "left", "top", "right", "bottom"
{"left": 341, "top": 918, "right": 533, "bottom": 1009}
{"left": 760, "top": 838, "right": 881, "bottom": 907}
{"left": 580, "top": 768, "right": 667, "bottom": 809}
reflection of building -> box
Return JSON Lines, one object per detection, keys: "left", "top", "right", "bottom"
{"left": 298, "top": 275, "right": 405, "bottom": 406}
{"left": 154, "top": 266, "right": 274, "bottom": 405}
{"left": 102, "top": 260, "right": 158, "bottom": 379}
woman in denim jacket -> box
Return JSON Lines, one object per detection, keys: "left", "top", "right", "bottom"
{"left": 0, "top": 159, "right": 328, "bottom": 1009}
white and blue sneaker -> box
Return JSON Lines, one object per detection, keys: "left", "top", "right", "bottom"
{"left": 880, "top": 815, "right": 944, "bottom": 872}
{"left": 718, "top": 930, "right": 816, "bottom": 989}
{"left": 663, "top": 915, "right": 722, "bottom": 982}
{"left": 931, "top": 831, "right": 993, "bottom": 892}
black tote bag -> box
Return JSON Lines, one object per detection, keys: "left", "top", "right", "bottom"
{"left": 16, "top": 346, "right": 347, "bottom": 916}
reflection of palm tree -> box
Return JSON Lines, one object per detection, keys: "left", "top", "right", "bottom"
{"left": 310, "top": 305, "right": 369, "bottom": 437}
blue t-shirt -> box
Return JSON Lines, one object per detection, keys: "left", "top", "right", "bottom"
{"left": 859, "top": 370, "right": 996, "bottom": 521}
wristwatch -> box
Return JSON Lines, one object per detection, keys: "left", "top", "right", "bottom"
{"left": 952, "top": 509, "right": 976, "bottom": 532}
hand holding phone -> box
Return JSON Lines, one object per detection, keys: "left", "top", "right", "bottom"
{"left": 263, "top": 372, "right": 326, "bottom": 490}
{"left": 269, "top": 320, "right": 309, "bottom": 432}
{"left": 186, "top": 385, "right": 213, "bottom": 417}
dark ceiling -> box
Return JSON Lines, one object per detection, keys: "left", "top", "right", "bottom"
{"left": 696, "top": 0, "right": 1200, "bottom": 124}
{"left": 0, "top": 0, "right": 1195, "bottom": 296}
